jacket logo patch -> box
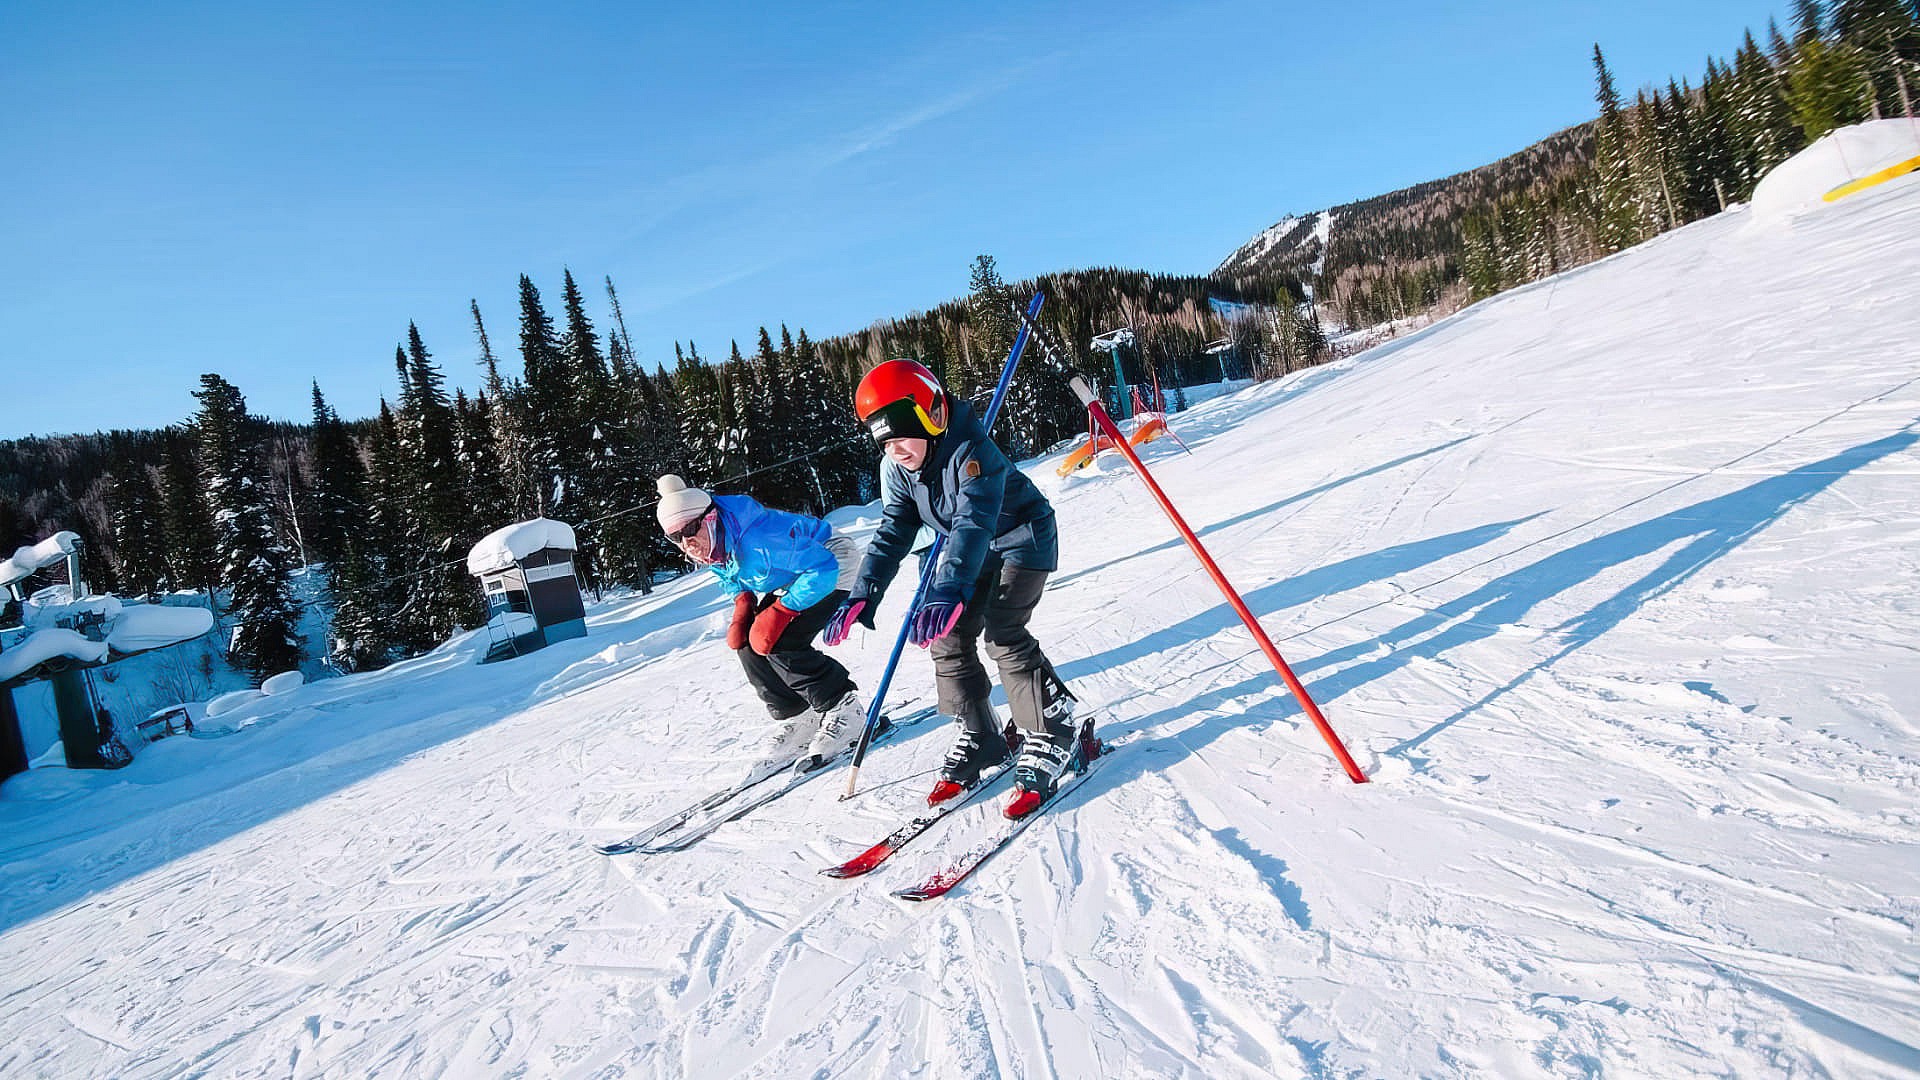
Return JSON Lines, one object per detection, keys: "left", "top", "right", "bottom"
{"left": 964, "top": 460, "right": 982, "bottom": 479}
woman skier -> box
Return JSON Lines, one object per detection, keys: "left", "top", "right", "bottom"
{"left": 656, "top": 474, "right": 867, "bottom": 776}
{"left": 821, "top": 359, "right": 1079, "bottom": 818}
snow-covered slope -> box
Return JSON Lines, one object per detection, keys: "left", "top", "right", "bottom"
{"left": 1215, "top": 210, "right": 1333, "bottom": 279}
{"left": 4, "top": 173, "right": 1919, "bottom": 1077}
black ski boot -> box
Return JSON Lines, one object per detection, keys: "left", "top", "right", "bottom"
{"left": 927, "top": 708, "right": 1019, "bottom": 807}
{"left": 1005, "top": 694, "right": 1079, "bottom": 819}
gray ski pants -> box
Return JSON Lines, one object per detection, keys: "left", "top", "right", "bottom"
{"left": 929, "top": 557, "right": 1074, "bottom": 741}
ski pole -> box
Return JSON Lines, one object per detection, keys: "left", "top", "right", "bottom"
{"left": 1066, "top": 374, "right": 1368, "bottom": 784}
{"left": 842, "top": 291, "right": 1046, "bottom": 799}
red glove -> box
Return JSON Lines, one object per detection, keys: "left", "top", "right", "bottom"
{"left": 726, "top": 592, "right": 755, "bottom": 650}
{"left": 749, "top": 601, "right": 801, "bottom": 655}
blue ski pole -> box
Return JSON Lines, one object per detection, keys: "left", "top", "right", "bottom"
{"left": 842, "top": 290, "right": 1046, "bottom": 799}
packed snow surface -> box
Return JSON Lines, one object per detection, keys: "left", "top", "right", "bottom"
{"left": 3, "top": 178, "right": 1920, "bottom": 1078}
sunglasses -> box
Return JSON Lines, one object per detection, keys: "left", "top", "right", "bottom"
{"left": 669, "top": 510, "right": 710, "bottom": 541}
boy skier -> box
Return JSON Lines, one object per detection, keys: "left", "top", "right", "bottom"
{"left": 821, "top": 360, "right": 1078, "bottom": 818}
{"left": 656, "top": 475, "right": 867, "bottom": 775}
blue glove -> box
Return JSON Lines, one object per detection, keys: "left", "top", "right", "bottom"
{"left": 908, "top": 586, "right": 967, "bottom": 648}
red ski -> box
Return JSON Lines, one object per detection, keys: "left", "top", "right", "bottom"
{"left": 892, "top": 729, "right": 1108, "bottom": 902}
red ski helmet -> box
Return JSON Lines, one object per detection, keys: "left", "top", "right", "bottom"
{"left": 855, "top": 359, "right": 948, "bottom": 443}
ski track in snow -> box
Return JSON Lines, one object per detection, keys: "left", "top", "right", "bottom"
{"left": 5, "top": 176, "right": 1920, "bottom": 1077}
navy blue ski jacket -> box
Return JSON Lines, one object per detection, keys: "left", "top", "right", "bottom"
{"left": 854, "top": 398, "right": 1057, "bottom": 603}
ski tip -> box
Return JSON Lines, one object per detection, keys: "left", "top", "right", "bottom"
{"left": 593, "top": 844, "right": 633, "bottom": 856}
{"left": 891, "top": 886, "right": 947, "bottom": 903}
{"left": 820, "top": 844, "right": 893, "bottom": 879}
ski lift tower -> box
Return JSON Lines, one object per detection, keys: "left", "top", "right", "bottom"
{"left": 1, "top": 530, "right": 215, "bottom": 779}
{"left": 1203, "top": 337, "right": 1236, "bottom": 383}
{"left": 1090, "top": 327, "right": 1136, "bottom": 421}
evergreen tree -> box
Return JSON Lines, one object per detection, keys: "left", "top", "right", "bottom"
{"left": 473, "top": 298, "right": 536, "bottom": 517}
{"left": 516, "top": 274, "right": 569, "bottom": 515}
{"left": 1769, "top": 16, "right": 1797, "bottom": 68}
{"left": 1002, "top": 312, "right": 1087, "bottom": 458}
{"left": 674, "top": 342, "right": 728, "bottom": 480}
{"left": 1729, "top": 31, "right": 1805, "bottom": 197}
{"left": 1787, "top": 37, "right": 1876, "bottom": 137}
{"left": 1793, "top": 0, "right": 1828, "bottom": 47}
{"left": 605, "top": 275, "right": 640, "bottom": 382}
{"left": 743, "top": 326, "right": 802, "bottom": 507}
{"left": 303, "top": 381, "right": 366, "bottom": 569}
{"left": 395, "top": 324, "right": 481, "bottom": 647}
{"left": 792, "top": 328, "right": 876, "bottom": 507}
{"left": 107, "top": 462, "right": 166, "bottom": 597}
{"left": 1590, "top": 45, "right": 1642, "bottom": 250}
{"left": 1632, "top": 89, "right": 1684, "bottom": 232}
{"left": 718, "top": 341, "right": 753, "bottom": 480}
{"left": 328, "top": 402, "right": 402, "bottom": 671}
{"left": 1832, "top": 0, "right": 1919, "bottom": 117}
{"left": 963, "top": 255, "right": 1016, "bottom": 401}
{"left": 561, "top": 276, "right": 656, "bottom": 591}
{"left": 455, "top": 389, "right": 512, "bottom": 530}
{"left": 192, "top": 374, "right": 303, "bottom": 680}
{"left": 157, "top": 429, "right": 219, "bottom": 595}
{"left": 559, "top": 268, "right": 613, "bottom": 419}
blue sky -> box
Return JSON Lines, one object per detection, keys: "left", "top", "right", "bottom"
{"left": 0, "top": 1, "right": 1784, "bottom": 439}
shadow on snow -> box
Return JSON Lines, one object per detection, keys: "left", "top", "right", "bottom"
{"left": 1067, "top": 426, "right": 1917, "bottom": 856}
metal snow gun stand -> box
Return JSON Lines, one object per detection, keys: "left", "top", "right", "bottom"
{"left": 467, "top": 518, "right": 588, "bottom": 663}
{"left": 0, "top": 531, "right": 215, "bottom": 780}
{"left": 1090, "top": 326, "right": 1135, "bottom": 421}
{"left": 1017, "top": 311, "right": 1367, "bottom": 785}
{"left": 1058, "top": 326, "right": 1189, "bottom": 477}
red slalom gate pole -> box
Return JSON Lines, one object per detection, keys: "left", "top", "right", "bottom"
{"left": 1069, "top": 377, "right": 1368, "bottom": 784}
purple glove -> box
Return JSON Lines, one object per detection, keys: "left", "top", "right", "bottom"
{"left": 822, "top": 598, "right": 868, "bottom": 647}
{"left": 908, "top": 588, "right": 966, "bottom": 648}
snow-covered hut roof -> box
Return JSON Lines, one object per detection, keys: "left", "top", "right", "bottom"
{"left": 466, "top": 518, "right": 578, "bottom": 576}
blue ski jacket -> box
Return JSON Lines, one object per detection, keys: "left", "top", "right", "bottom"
{"left": 706, "top": 495, "right": 847, "bottom": 613}
{"left": 855, "top": 398, "right": 1057, "bottom": 603}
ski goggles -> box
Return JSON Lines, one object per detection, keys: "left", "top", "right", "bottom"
{"left": 668, "top": 506, "right": 714, "bottom": 541}
{"left": 863, "top": 397, "right": 946, "bottom": 443}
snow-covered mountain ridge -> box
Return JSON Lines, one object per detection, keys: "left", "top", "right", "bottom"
{"left": 2, "top": 169, "right": 1918, "bottom": 1076}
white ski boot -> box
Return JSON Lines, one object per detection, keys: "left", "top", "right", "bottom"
{"left": 793, "top": 690, "right": 865, "bottom": 773}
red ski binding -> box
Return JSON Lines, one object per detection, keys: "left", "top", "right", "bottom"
{"left": 927, "top": 779, "right": 969, "bottom": 807}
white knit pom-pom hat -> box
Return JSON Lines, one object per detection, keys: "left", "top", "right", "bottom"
{"left": 655, "top": 474, "right": 714, "bottom": 532}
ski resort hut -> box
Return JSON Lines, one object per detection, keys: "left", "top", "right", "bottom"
{"left": 466, "top": 518, "right": 587, "bottom": 663}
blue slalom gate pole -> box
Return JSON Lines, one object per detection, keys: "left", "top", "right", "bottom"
{"left": 842, "top": 290, "right": 1046, "bottom": 799}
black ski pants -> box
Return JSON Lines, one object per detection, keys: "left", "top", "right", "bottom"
{"left": 929, "top": 557, "right": 1073, "bottom": 741}
{"left": 738, "top": 589, "right": 856, "bottom": 721}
